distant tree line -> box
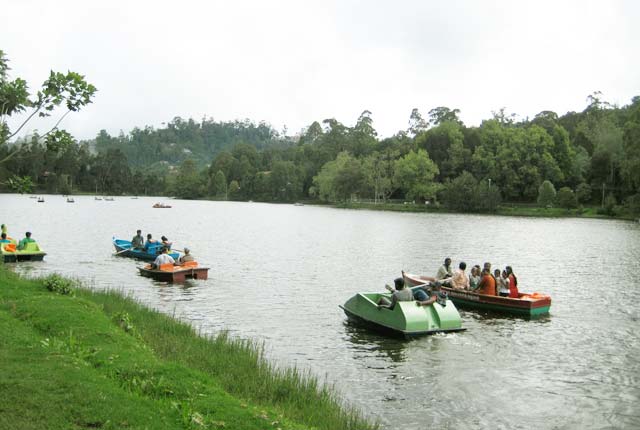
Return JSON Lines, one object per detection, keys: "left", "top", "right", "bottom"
{"left": 2, "top": 80, "right": 639, "bottom": 215}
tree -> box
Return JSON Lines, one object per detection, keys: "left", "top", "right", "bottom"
{"left": 440, "top": 171, "right": 479, "bottom": 211}
{"left": 407, "top": 108, "right": 428, "bottom": 137}
{"left": 0, "top": 50, "right": 97, "bottom": 162}
{"left": 5, "top": 174, "right": 34, "bottom": 193}
{"left": 537, "top": 180, "right": 556, "bottom": 207}
{"left": 428, "top": 106, "right": 462, "bottom": 126}
{"left": 556, "top": 187, "right": 578, "bottom": 209}
{"left": 210, "top": 170, "right": 227, "bottom": 198}
{"left": 394, "top": 149, "right": 440, "bottom": 202}
{"left": 312, "top": 152, "right": 363, "bottom": 202}
{"left": 172, "top": 159, "right": 206, "bottom": 199}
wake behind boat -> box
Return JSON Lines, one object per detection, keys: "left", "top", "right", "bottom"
{"left": 403, "top": 273, "right": 551, "bottom": 317}
{"left": 112, "top": 237, "right": 179, "bottom": 261}
{"left": 340, "top": 288, "right": 465, "bottom": 337}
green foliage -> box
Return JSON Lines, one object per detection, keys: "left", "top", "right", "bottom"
{"left": 537, "top": 180, "right": 557, "bottom": 207}
{"left": 556, "top": 187, "right": 578, "bottom": 209}
{"left": 43, "top": 274, "right": 76, "bottom": 295}
{"left": 394, "top": 149, "right": 440, "bottom": 202}
{"left": 5, "top": 174, "right": 34, "bottom": 193}
{"left": 0, "top": 50, "right": 96, "bottom": 152}
{"left": 440, "top": 172, "right": 502, "bottom": 212}
{"left": 576, "top": 182, "right": 592, "bottom": 203}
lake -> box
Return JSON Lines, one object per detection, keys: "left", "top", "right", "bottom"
{"left": 2, "top": 193, "right": 639, "bottom": 429}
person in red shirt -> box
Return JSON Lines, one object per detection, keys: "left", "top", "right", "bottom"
{"left": 477, "top": 268, "right": 496, "bottom": 295}
{"left": 506, "top": 266, "right": 519, "bottom": 298}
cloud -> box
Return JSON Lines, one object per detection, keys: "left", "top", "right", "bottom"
{"left": 3, "top": 0, "right": 639, "bottom": 141}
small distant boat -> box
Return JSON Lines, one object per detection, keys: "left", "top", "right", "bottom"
{"left": 104, "top": 196, "right": 114, "bottom": 201}
{"left": 95, "top": 196, "right": 103, "bottom": 201}
{"left": 340, "top": 288, "right": 465, "bottom": 337}
{"left": 403, "top": 273, "right": 552, "bottom": 317}
{"left": 112, "top": 237, "right": 179, "bottom": 261}
{"left": 66, "top": 197, "right": 75, "bottom": 203}
{"left": 29, "top": 195, "right": 38, "bottom": 199}
{"left": 294, "top": 202, "right": 304, "bottom": 206}
{"left": 152, "top": 203, "right": 172, "bottom": 208}
{"left": 1, "top": 240, "right": 47, "bottom": 263}
{"left": 37, "top": 197, "right": 45, "bottom": 203}
{"left": 138, "top": 261, "right": 209, "bottom": 283}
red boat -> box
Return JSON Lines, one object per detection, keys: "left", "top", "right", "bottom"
{"left": 138, "top": 261, "right": 209, "bottom": 282}
{"left": 403, "top": 272, "right": 551, "bottom": 317}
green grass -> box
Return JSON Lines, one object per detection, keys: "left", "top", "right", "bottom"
{"left": 0, "top": 267, "right": 376, "bottom": 430}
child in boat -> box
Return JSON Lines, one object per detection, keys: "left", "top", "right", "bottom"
{"left": 469, "top": 265, "right": 481, "bottom": 290}
{"left": 495, "top": 269, "right": 509, "bottom": 297}
{"left": 378, "top": 278, "right": 413, "bottom": 310}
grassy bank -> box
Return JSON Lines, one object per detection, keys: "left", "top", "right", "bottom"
{"left": 334, "top": 201, "right": 636, "bottom": 220}
{"left": 0, "top": 268, "right": 375, "bottom": 430}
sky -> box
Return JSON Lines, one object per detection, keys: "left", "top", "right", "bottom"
{"left": 2, "top": 0, "right": 639, "bottom": 141}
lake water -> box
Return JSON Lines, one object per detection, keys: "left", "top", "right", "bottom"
{"left": 2, "top": 193, "right": 639, "bottom": 429}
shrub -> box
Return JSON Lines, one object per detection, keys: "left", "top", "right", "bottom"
{"left": 537, "top": 180, "right": 556, "bottom": 207}
{"left": 43, "top": 274, "right": 75, "bottom": 295}
{"left": 556, "top": 187, "right": 578, "bottom": 209}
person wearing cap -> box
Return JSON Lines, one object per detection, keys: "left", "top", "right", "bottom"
{"left": 378, "top": 278, "right": 413, "bottom": 310}
{"left": 17, "top": 231, "right": 36, "bottom": 250}
{"left": 178, "top": 247, "right": 194, "bottom": 264}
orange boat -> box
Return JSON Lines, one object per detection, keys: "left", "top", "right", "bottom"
{"left": 138, "top": 261, "right": 209, "bottom": 282}
{"left": 403, "top": 272, "right": 551, "bottom": 317}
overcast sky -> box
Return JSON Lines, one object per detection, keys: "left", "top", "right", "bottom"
{"left": 2, "top": 0, "right": 639, "bottom": 141}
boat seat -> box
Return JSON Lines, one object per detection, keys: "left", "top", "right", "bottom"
{"left": 159, "top": 263, "right": 175, "bottom": 271}
{"left": 182, "top": 260, "right": 198, "bottom": 268}
{"left": 3, "top": 243, "right": 16, "bottom": 252}
{"left": 23, "top": 242, "right": 41, "bottom": 252}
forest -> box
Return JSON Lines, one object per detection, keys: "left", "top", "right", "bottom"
{"left": 1, "top": 50, "right": 639, "bottom": 216}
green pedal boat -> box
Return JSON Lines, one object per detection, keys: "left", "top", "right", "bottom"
{"left": 340, "top": 290, "right": 465, "bottom": 337}
{"left": 1, "top": 241, "right": 47, "bottom": 263}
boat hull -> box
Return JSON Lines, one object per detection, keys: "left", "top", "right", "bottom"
{"left": 340, "top": 292, "right": 465, "bottom": 337}
{"left": 113, "top": 238, "right": 179, "bottom": 261}
{"left": 138, "top": 266, "right": 209, "bottom": 282}
{"left": 1, "top": 241, "right": 46, "bottom": 263}
{"left": 403, "top": 273, "right": 551, "bottom": 317}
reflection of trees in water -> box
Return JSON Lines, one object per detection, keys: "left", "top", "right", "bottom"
{"left": 342, "top": 321, "right": 408, "bottom": 363}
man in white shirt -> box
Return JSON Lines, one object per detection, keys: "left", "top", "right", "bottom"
{"left": 152, "top": 247, "right": 175, "bottom": 269}
{"left": 436, "top": 257, "right": 453, "bottom": 280}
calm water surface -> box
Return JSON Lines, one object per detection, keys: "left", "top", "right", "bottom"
{"left": 2, "top": 194, "right": 639, "bottom": 429}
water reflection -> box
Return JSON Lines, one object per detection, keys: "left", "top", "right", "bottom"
{"left": 342, "top": 322, "right": 408, "bottom": 363}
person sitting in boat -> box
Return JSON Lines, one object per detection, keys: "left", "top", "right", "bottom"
{"left": 378, "top": 278, "right": 413, "bottom": 310}
{"left": 505, "top": 266, "right": 519, "bottom": 298}
{"left": 447, "top": 261, "right": 470, "bottom": 290}
{"left": 493, "top": 269, "right": 509, "bottom": 297}
{"left": 17, "top": 232, "right": 36, "bottom": 250}
{"left": 178, "top": 247, "right": 194, "bottom": 264}
{"left": 0, "top": 233, "right": 10, "bottom": 243}
{"left": 415, "top": 281, "right": 448, "bottom": 307}
{"left": 145, "top": 234, "right": 160, "bottom": 253}
{"left": 151, "top": 247, "right": 176, "bottom": 269}
{"left": 436, "top": 257, "right": 453, "bottom": 280}
{"left": 161, "top": 235, "right": 172, "bottom": 248}
{"left": 469, "top": 265, "right": 481, "bottom": 290}
{"left": 1, "top": 224, "right": 7, "bottom": 235}
{"left": 131, "top": 230, "right": 144, "bottom": 250}
{"left": 476, "top": 268, "right": 497, "bottom": 295}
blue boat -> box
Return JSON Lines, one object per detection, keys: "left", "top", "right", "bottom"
{"left": 112, "top": 237, "right": 179, "bottom": 261}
